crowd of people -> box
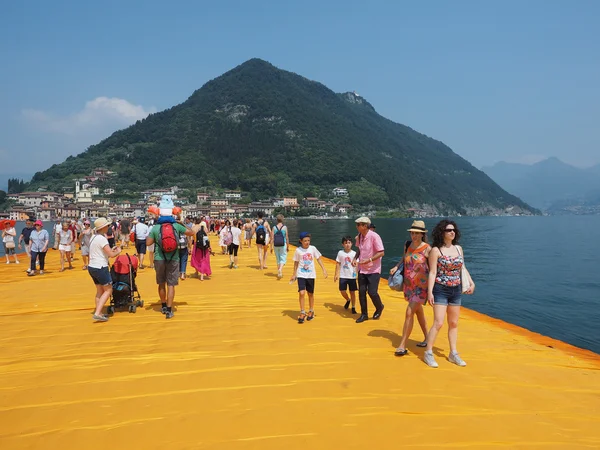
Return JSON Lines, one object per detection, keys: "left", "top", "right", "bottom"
{"left": 7, "top": 197, "right": 475, "bottom": 367}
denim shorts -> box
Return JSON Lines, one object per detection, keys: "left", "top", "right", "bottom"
{"left": 433, "top": 283, "right": 462, "bottom": 306}
{"left": 88, "top": 266, "right": 112, "bottom": 286}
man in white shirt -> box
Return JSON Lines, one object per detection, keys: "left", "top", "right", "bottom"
{"left": 133, "top": 217, "right": 150, "bottom": 268}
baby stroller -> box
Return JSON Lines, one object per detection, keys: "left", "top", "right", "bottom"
{"left": 108, "top": 254, "right": 144, "bottom": 314}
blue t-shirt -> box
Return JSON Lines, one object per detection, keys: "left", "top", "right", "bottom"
{"left": 29, "top": 229, "right": 49, "bottom": 252}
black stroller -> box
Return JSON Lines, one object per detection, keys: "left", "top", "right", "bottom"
{"left": 108, "top": 254, "right": 144, "bottom": 314}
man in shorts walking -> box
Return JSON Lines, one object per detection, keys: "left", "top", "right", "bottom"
{"left": 146, "top": 196, "right": 194, "bottom": 319}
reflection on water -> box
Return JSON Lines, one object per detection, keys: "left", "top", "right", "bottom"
{"left": 285, "top": 216, "right": 600, "bottom": 355}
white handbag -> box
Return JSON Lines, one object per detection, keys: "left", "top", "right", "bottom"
{"left": 458, "top": 247, "right": 472, "bottom": 294}
{"left": 461, "top": 265, "right": 471, "bottom": 294}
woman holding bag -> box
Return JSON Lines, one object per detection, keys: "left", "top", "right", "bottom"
{"left": 423, "top": 220, "right": 474, "bottom": 368}
{"left": 391, "top": 220, "right": 431, "bottom": 356}
{"left": 2, "top": 221, "right": 18, "bottom": 264}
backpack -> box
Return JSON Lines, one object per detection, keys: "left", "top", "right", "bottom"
{"left": 196, "top": 229, "right": 210, "bottom": 250}
{"left": 255, "top": 223, "right": 266, "bottom": 245}
{"left": 273, "top": 224, "right": 285, "bottom": 247}
{"left": 159, "top": 223, "right": 178, "bottom": 254}
{"left": 223, "top": 226, "right": 233, "bottom": 246}
{"left": 178, "top": 232, "right": 188, "bottom": 249}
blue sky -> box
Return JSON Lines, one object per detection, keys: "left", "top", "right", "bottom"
{"left": 1, "top": 0, "right": 599, "bottom": 187}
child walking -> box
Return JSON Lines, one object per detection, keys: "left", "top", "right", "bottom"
{"left": 290, "top": 232, "right": 328, "bottom": 323}
{"left": 334, "top": 236, "right": 358, "bottom": 314}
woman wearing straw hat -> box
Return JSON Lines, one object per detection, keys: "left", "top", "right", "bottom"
{"left": 88, "top": 217, "right": 122, "bottom": 322}
{"left": 391, "top": 220, "right": 431, "bottom": 356}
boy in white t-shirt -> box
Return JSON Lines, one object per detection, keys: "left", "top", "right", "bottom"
{"left": 334, "top": 235, "right": 358, "bottom": 315}
{"left": 290, "top": 232, "right": 328, "bottom": 324}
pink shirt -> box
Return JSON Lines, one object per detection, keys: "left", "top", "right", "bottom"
{"left": 356, "top": 230, "right": 385, "bottom": 274}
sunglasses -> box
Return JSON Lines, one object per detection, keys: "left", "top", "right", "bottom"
{"left": 444, "top": 229, "right": 456, "bottom": 233}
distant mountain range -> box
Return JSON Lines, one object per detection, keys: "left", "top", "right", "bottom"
{"left": 482, "top": 158, "right": 600, "bottom": 214}
{"left": 28, "top": 58, "right": 535, "bottom": 216}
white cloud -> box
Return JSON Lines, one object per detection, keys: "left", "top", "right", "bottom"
{"left": 22, "top": 97, "right": 157, "bottom": 135}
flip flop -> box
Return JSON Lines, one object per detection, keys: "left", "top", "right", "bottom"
{"left": 416, "top": 341, "right": 427, "bottom": 348}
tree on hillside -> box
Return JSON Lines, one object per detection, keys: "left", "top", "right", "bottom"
{"left": 8, "top": 178, "right": 28, "bottom": 194}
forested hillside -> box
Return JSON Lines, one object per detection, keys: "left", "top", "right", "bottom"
{"left": 30, "top": 58, "right": 535, "bottom": 215}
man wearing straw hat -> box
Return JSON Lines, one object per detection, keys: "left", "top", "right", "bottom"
{"left": 354, "top": 216, "right": 385, "bottom": 323}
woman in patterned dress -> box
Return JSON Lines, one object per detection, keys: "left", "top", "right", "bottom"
{"left": 391, "top": 220, "right": 431, "bottom": 356}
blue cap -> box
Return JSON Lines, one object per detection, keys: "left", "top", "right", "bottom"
{"left": 299, "top": 231, "right": 311, "bottom": 239}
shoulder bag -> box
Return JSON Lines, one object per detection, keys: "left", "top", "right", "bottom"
{"left": 388, "top": 240, "right": 412, "bottom": 291}
{"left": 457, "top": 247, "right": 472, "bottom": 294}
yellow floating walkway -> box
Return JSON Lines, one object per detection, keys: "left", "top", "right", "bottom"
{"left": 1, "top": 246, "right": 599, "bottom": 449}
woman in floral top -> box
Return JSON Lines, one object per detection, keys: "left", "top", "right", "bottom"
{"left": 423, "top": 220, "right": 475, "bottom": 369}
{"left": 391, "top": 220, "right": 430, "bottom": 356}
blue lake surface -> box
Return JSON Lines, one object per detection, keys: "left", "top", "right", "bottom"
{"left": 283, "top": 216, "right": 600, "bottom": 355}
{"left": 4, "top": 216, "right": 599, "bottom": 354}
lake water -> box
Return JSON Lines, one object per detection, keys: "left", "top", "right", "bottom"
{"left": 284, "top": 216, "right": 600, "bottom": 355}
{"left": 4, "top": 216, "right": 599, "bottom": 354}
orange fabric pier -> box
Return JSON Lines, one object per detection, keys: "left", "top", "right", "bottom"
{"left": 1, "top": 249, "right": 599, "bottom": 449}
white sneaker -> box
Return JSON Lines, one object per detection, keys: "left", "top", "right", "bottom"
{"left": 449, "top": 352, "right": 467, "bottom": 367}
{"left": 26, "top": 268, "right": 31, "bottom": 273}
{"left": 5, "top": 261, "right": 9, "bottom": 264}
{"left": 15, "top": 260, "right": 20, "bottom": 264}
{"left": 424, "top": 351, "right": 438, "bottom": 368}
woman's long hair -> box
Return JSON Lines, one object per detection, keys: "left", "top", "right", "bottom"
{"left": 431, "top": 219, "right": 461, "bottom": 248}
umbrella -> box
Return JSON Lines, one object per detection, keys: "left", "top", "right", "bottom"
{"left": 1, "top": 219, "right": 16, "bottom": 228}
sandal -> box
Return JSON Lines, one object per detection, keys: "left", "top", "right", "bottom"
{"left": 306, "top": 311, "right": 315, "bottom": 321}
{"left": 416, "top": 341, "right": 427, "bottom": 348}
{"left": 297, "top": 313, "right": 306, "bottom": 324}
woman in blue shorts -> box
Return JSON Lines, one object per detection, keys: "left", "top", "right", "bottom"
{"left": 88, "top": 218, "right": 122, "bottom": 322}
{"left": 423, "top": 220, "right": 475, "bottom": 368}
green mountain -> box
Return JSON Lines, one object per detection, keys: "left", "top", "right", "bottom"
{"left": 30, "top": 58, "right": 536, "bottom": 215}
